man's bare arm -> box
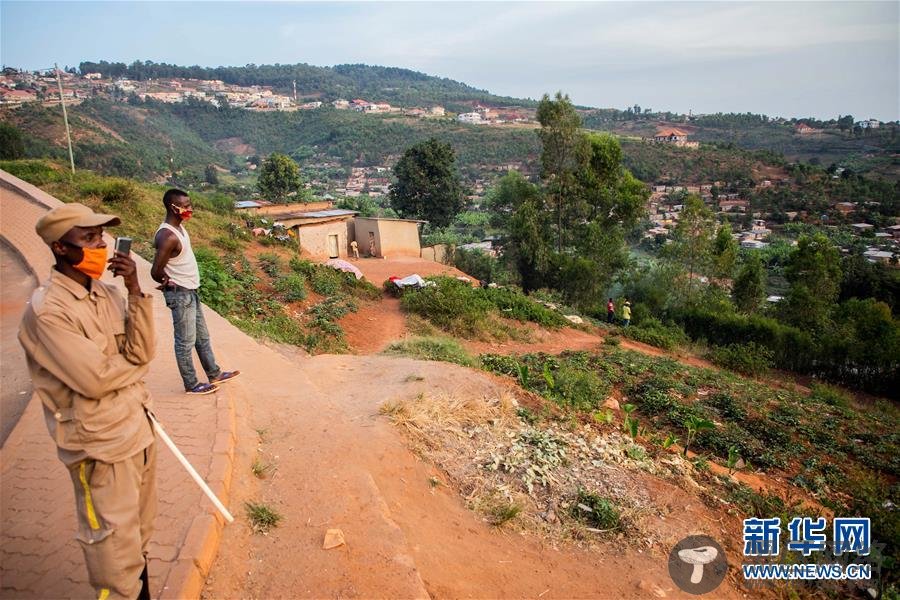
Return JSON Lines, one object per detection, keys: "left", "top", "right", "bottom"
{"left": 150, "top": 230, "right": 181, "bottom": 285}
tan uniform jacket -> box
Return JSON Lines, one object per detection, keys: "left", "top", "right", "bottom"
{"left": 18, "top": 269, "right": 156, "bottom": 466}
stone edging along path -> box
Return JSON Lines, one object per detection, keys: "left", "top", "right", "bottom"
{"left": 0, "top": 169, "right": 238, "bottom": 599}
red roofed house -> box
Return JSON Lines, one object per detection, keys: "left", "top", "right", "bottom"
{"left": 652, "top": 127, "right": 699, "bottom": 148}
{"left": 1, "top": 89, "right": 38, "bottom": 105}
{"left": 795, "top": 122, "right": 818, "bottom": 134}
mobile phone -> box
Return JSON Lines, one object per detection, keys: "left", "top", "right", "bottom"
{"left": 115, "top": 237, "right": 132, "bottom": 256}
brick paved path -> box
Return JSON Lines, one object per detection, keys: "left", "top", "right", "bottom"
{"left": 0, "top": 173, "right": 240, "bottom": 599}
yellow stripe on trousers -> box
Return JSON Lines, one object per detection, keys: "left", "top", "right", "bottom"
{"left": 78, "top": 462, "right": 101, "bottom": 530}
{"left": 98, "top": 589, "right": 110, "bottom": 600}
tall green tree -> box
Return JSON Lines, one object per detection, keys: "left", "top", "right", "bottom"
{"left": 484, "top": 171, "right": 550, "bottom": 292}
{"left": 390, "top": 138, "right": 464, "bottom": 228}
{"left": 257, "top": 153, "right": 304, "bottom": 203}
{"left": 711, "top": 223, "right": 739, "bottom": 279}
{"left": 780, "top": 233, "right": 842, "bottom": 329}
{"left": 670, "top": 195, "right": 716, "bottom": 300}
{"left": 732, "top": 255, "right": 766, "bottom": 313}
{"left": 536, "top": 92, "right": 588, "bottom": 250}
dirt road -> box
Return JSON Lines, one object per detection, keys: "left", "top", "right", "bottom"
{"left": 204, "top": 354, "right": 744, "bottom": 599}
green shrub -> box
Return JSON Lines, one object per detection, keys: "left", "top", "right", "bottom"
{"left": 194, "top": 247, "right": 237, "bottom": 314}
{"left": 274, "top": 273, "right": 307, "bottom": 302}
{"left": 400, "top": 276, "right": 493, "bottom": 337}
{"left": 551, "top": 367, "right": 610, "bottom": 411}
{"left": 481, "top": 287, "right": 568, "bottom": 329}
{"left": 289, "top": 256, "right": 316, "bottom": 277}
{"left": 709, "top": 342, "right": 774, "bottom": 376}
{"left": 384, "top": 336, "right": 475, "bottom": 367}
{"left": 257, "top": 252, "right": 283, "bottom": 278}
{"left": 622, "top": 317, "right": 688, "bottom": 350}
{"left": 310, "top": 268, "right": 342, "bottom": 296}
{"left": 706, "top": 392, "right": 747, "bottom": 420}
{"left": 571, "top": 489, "right": 621, "bottom": 531}
{"left": 383, "top": 279, "right": 403, "bottom": 298}
{"left": 78, "top": 177, "right": 140, "bottom": 204}
{"left": 809, "top": 383, "right": 851, "bottom": 408}
{"left": 479, "top": 353, "right": 521, "bottom": 376}
{"left": 0, "top": 159, "right": 64, "bottom": 184}
{"left": 213, "top": 235, "right": 242, "bottom": 252}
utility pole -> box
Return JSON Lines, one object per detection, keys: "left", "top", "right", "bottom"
{"left": 54, "top": 64, "right": 75, "bottom": 175}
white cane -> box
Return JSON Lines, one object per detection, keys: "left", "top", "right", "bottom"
{"left": 148, "top": 412, "right": 235, "bottom": 523}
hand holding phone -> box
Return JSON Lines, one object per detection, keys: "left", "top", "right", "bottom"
{"left": 114, "top": 237, "right": 132, "bottom": 256}
{"left": 109, "top": 237, "right": 140, "bottom": 294}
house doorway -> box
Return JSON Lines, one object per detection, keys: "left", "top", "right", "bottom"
{"left": 327, "top": 234, "right": 339, "bottom": 259}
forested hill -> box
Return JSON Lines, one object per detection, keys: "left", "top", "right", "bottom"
{"left": 78, "top": 60, "right": 533, "bottom": 110}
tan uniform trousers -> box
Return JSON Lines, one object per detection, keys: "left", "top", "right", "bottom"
{"left": 69, "top": 442, "right": 157, "bottom": 600}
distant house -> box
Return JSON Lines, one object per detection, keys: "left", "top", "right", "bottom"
{"left": 863, "top": 249, "right": 895, "bottom": 265}
{"left": 834, "top": 202, "right": 856, "bottom": 215}
{"left": 332, "top": 99, "right": 350, "bottom": 110}
{"left": 353, "top": 217, "right": 426, "bottom": 258}
{"left": 741, "top": 239, "right": 769, "bottom": 249}
{"left": 851, "top": 223, "right": 874, "bottom": 233}
{"left": 457, "top": 112, "right": 483, "bottom": 124}
{"left": 651, "top": 127, "right": 699, "bottom": 148}
{"left": 795, "top": 122, "right": 818, "bottom": 134}
{"left": 0, "top": 89, "right": 38, "bottom": 105}
{"left": 429, "top": 106, "right": 446, "bottom": 117}
{"left": 718, "top": 199, "right": 749, "bottom": 212}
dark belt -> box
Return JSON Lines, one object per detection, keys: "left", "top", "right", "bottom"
{"left": 163, "top": 283, "right": 197, "bottom": 293}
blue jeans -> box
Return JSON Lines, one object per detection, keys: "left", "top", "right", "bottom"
{"left": 163, "top": 288, "right": 221, "bottom": 390}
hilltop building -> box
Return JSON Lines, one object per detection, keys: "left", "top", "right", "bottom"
{"left": 651, "top": 127, "right": 699, "bottom": 148}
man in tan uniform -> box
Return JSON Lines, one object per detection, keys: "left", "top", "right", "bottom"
{"left": 18, "top": 203, "right": 157, "bottom": 600}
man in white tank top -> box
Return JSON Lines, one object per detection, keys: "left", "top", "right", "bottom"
{"left": 151, "top": 189, "right": 239, "bottom": 395}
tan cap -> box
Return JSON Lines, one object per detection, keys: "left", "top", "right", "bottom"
{"left": 35, "top": 203, "right": 121, "bottom": 245}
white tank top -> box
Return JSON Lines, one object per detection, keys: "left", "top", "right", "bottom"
{"left": 156, "top": 223, "right": 200, "bottom": 290}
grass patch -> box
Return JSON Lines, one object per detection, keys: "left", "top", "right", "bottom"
{"left": 384, "top": 336, "right": 476, "bottom": 367}
{"left": 571, "top": 489, "right": 622, "bottom": 531}
{"left": 622, "top": 317, "right": 688, "bottom": 350}
{"left": 708, "top": 342, "right": 774, "bottom": 376}
{"left": 251, "top": 458, "right": 275, "bottom": 479}
{"left": 245, "top": 501, "right": 282, "bottom": 533}
{"left": 482, "top": 498, "right": 522, "bottom": 527}
{"left": 399, "top": 276, "right": 569, "bottom": 339}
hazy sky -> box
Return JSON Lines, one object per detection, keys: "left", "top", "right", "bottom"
{"left": 2, "top": 1, "right": 897, "bottom": 120}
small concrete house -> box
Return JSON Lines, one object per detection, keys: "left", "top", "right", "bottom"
{"left": 277, "top": 209, "right": 358, "bottom": 259}
{"left": 353, "top": 217, "right": 425, "bottom": 258}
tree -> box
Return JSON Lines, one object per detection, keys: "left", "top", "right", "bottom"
{"left": 390, "top": 138, "right": 464, "bottom": 228}
{"left": 536, "top": 92, "right": 589, "bottom": 250}
{"left": 780, "top": 233, "right": 842, "bottom": 329}
{"left": 484, "top": 171, "right": 549, "bottom": 292}
{"left": 0, "top": 123, "right": 25, "bottom": 160}
{"left": 204, "top": 164, "right": 219, "bottom": 185}
{"left": 670, "top": 194, "right": 716, "bottom": 300}
{"left": 733, "top": 255, "right": 766, "bottom": 313}
{"left": 257, "top": 153, "right": 303, "bottom": 203}
{"left": 711, "top": 223, "right": 739, "bottom": 279}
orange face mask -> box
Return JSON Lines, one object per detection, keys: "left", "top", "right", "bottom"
{"left": 73, "top": 246, "right": 108, "bottom": 280}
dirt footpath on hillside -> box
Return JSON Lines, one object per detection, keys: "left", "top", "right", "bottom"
{"left": 204, "top": 354, "right": 745, "bottom": 599}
